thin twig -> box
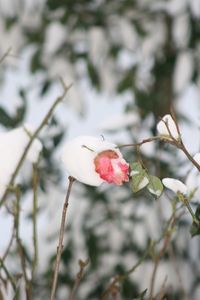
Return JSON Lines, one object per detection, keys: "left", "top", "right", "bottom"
{"left": 0, "top": 82, "right": 73, "bottom": 208}
{"left": 100, "top": 245, "right": 151, "bottom": 300}
{"left": 1, "top": 220, "right": 15, "bottom": 262}
{"left": 148, "top": 212, "right": 179, "bottom": 300}
{"left": 32, "top": 163, "right": 39, "bottom": 280}
{"left": 177, "top": 193, "right": 200, "bottom": 227}
{"left": 0, "top": 47, "right": 12, "bottom": 64}
{"left": 117, "top": 136, "right": 161, "bottom": 149}
{"left": 149, "top": 234, "right": 171, "bottom": 300}
{"left": 157, "top": 276, "right": 168, "bottom": 300}
{"left": 167, "top": 245, "right": 188, "bottom": 299}
{"left": 14, "top": 187, "right": 32, "bottom": 300}
{"left": 157, "top": 117, "right": 200, "bottom": 172}
{"left": 179, "top": 142, "right": 200, "bottom": 172}
{"left": 0, "top": 257, "right": 17, "bottom": 292}
{"left": 69, "top": 259, "right": 89, "bottom": 300}
{"left": 50, "top": 176, "right": 75, "bottom": 300}
{"left": 117, "top": 130, "right": 200, "bottom": 173}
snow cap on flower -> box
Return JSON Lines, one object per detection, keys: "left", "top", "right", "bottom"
{"left": 162, "top": 178, "right": 187, "bottom": 195}
{"left": 157, "top": 114, "right": 180, "bottom": 140}
{"left": 61, "top": 136, "right": 129, "bottom": 186}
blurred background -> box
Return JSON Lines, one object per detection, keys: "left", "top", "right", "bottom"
{"left": 0, "top": 0, "right": 200, "bottom": 299}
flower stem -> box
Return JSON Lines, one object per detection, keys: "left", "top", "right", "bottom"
{"left": 177, "top": 193, "right": 199, "bottom": 226}
{"left": 50, "top": 176, "right": 75, "bottom": 300}
{"left": 178, "top": 142, "right": 200, "bottom": 172}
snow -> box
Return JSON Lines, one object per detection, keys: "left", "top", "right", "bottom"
{"left": 0, "top": 21, "right": 24, "bottom": 64}
{"left": 175, "top": 85, "right": 200, "bottom": 156}
{"left": 20, "top": 9, "right": 42, "bottom": 29}
{"left": 138, "top": 176, "right": 149, "bottom": 190}
{"left": 141, "top": 19, "right": 166, "bottom": 59}
{"left": 99, "top": 112, "right": 140, "bottom": 131}
{"left": 47, "top": 58, "right": 83, "bottom": 113}
{"left": 130, "top": 170, "right": 140, "bottom": 176}
{"left": 193, "top": 153, "right": 200, "bottom": 165}
{"left": 43, "top": 22, "right": 66, "bottom": 55}
{"left": 173, "top": 51, "right": 193, "bottom": 94}
{"left": 190, "top": 0, "right": 200, "bottom": 18}
{"left": 0, "top": 126, "right": 42, "bottom": 199}
{"left": 0, "top": 281, "right": 14, "bottom": 300}
{"left": 185, "top": 157, "right": 200, "bottom": 199}
{"left": 167, "top": 0, "right": 188, "bottom": 16}
{"left": 26, "top": 137, "right": 42, "bottom": 163}
{"left": 89, "top": 27, "right": 108, "bottom": 66}
{"left": 173, "top": 13, "right": 190, "bottom": 49}
{"left": 162, "top": 178, "right": 188, "bottom": 195}
{"left": 118, "top": 18, "right": 138, "bottom": 50}
{"left": 117, "top": 49, "right": 138, "bottom": 70}
{"left": 99, "top": 58, "right": 117, "bottom": 94}
{"left": 185, "top": 168, "right": 200, "bottom": 196}
{"left": 61, "top": 135, "right": 124, "bottom": 186}
{"left": 148, "top": 188, "right": 162, "bottom": 197}
{"left": 0, "top": 2, "right": 199, "bottom": 295}
{"left": 157, "top": 114, "right": 180, "bottom": 140}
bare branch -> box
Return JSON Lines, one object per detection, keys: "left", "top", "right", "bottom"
{"left": 0, "top": 83, "right": 73, "bottom": 208}
{"left": 50, "top": 176, "right": 75, "bottom": 300}
{"left": 31, "top": 163, "right": 39, "bottom": 280}
{"left": 0, "top": 47, "right": 12, "bottom": 64}
{"left": 14, "top": 187, "right": 32, "bottom": 300}
{"left": 69, "top": 259, "right": 89, "bottom": 300}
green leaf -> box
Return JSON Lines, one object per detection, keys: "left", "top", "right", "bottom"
{"left": 147, "top": 175, "right": 163, "bottom": 198}
{"left": 190, "top": 204, "right": 200, "bottom": 237}
{"left": 130, "top": 162, "right": 149, "bottom": 193}
{"left": 190, "top": 222, "right": 200, "bottom": 237}
{"left": 131, "top": 170, "right": 149, "bottom": 193}
{"left": 130, "top": 162, "right": 144, "bottom": 174}
{"left": 195, "top": 204, "right": 200, "bottom": 220}
{"left": 133, "top": 288, "right": 147, "bottom": 300}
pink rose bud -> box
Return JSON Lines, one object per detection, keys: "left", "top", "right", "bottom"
{"left": 61, "top": 136, "right": 129, "bottom": 186}
{"left": 94, "top": 150, "right": 129, "bottom": 185}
